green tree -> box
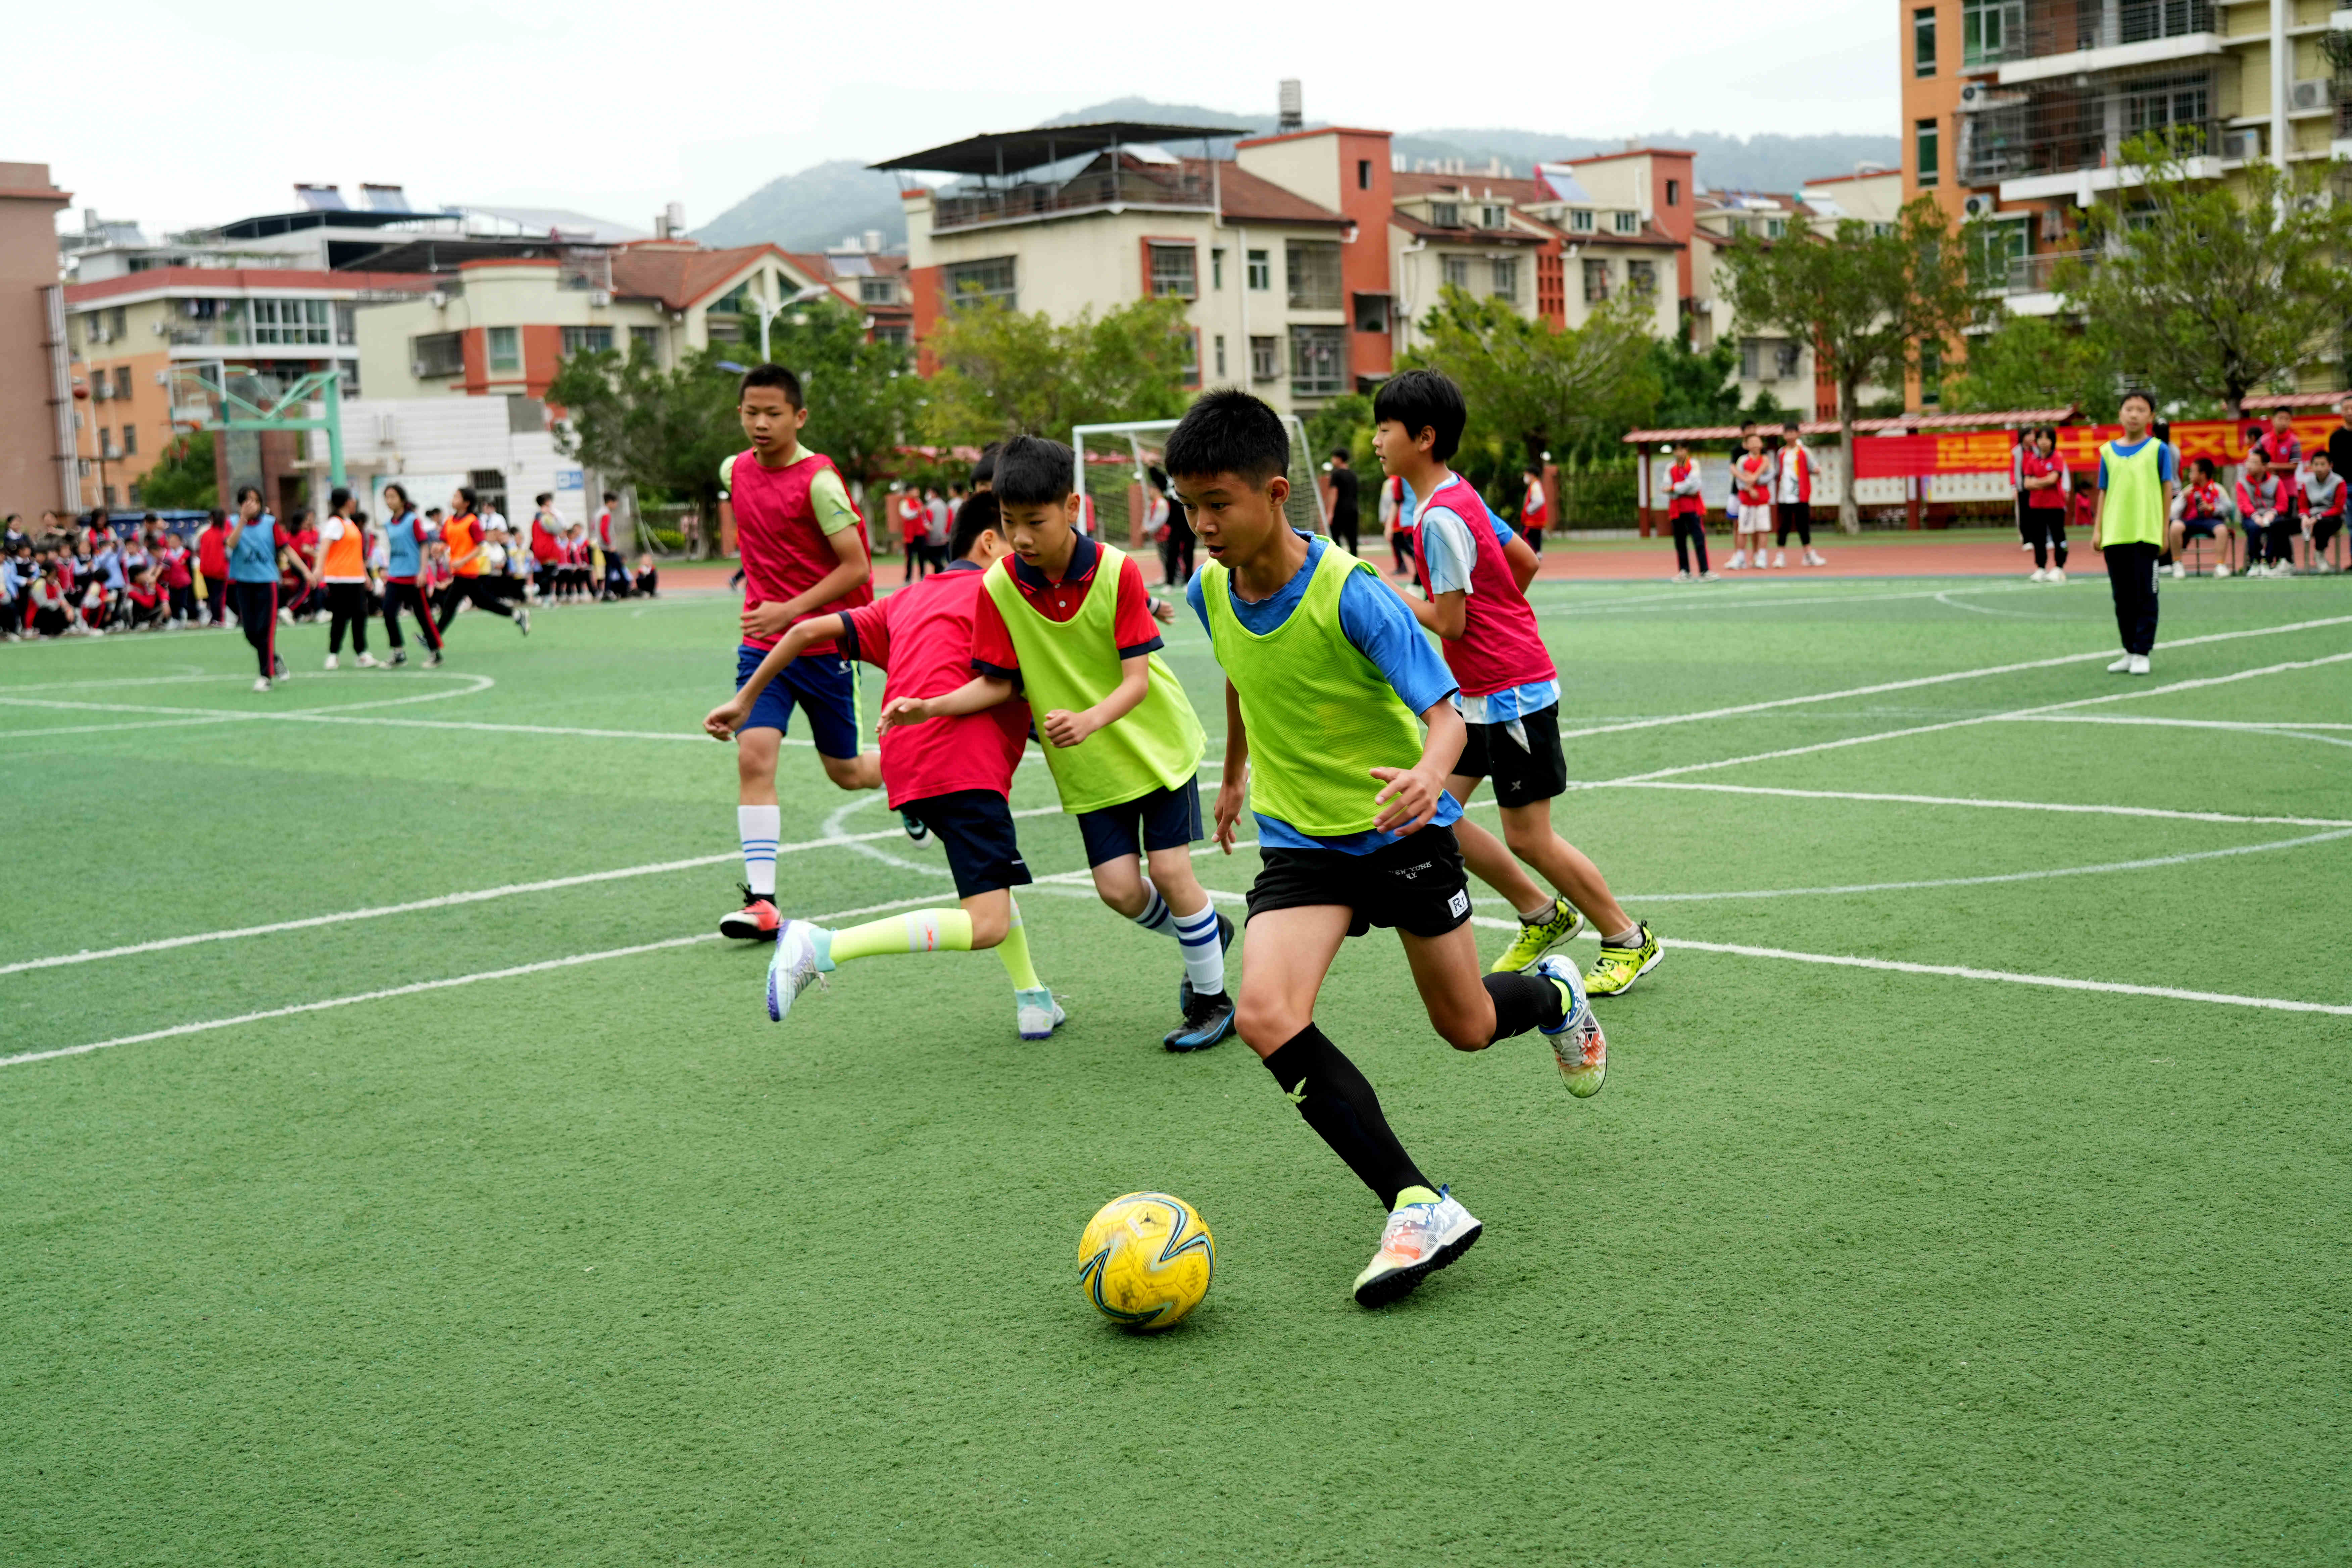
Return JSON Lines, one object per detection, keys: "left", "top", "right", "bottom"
{"left": 920, "top": 297, "right": 1194, "bottom": 446}
{"left": 1403, "top": 286, "right": 1658, "bottom": 469}
{"left": 756, "top": 300, "right": 922, "bottom": 491}
{"left": 1645, "top": 327, "right": 1743, "bottom": 430}
{"left": 1720, "top": 195, "right": 1990, "bottom": 531}
{"left": 1941, "top": 314, "right": 2119, "bottom": 419}
{"left": 1304, "top": 392, "right": 1374, "bottom": 471}
{"left": 137, "top": 430, "right": 216, "bottom": 510}
{"left": 547, "top": 345, "right": 742, "bottom": 556}
{"left": 2059, "top": 132, "right": 2352, "bottom": 416}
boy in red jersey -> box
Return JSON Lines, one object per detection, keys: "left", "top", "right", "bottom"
{"left": 719, "top": 363, "right": 878, "bottom": 942}
{"left": 1375, "top": 369, "right": 1662, "bottom": 999}
{"left": 708, "top": 493, "right": 1062, "bottom": 1039}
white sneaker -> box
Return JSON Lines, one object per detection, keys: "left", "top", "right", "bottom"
{"left": 516, "top": 606, "right": 531, "bottom": 637}
{"left": 323, "top": 653, "right": 339, "bottom": 670}
{"left": 2107, "top": 653, "right": 2134, "bottom": 673}
{"left": 1351, "top": 1187, "right": 1482, "bottom": 1308}
{"left": 1700, "top": 570, "right": 1721, "bottom": 581}
{"left": 1536, "top": 955, "right": 1606, "bottom": 1098}
{"left": 252, "top": 677, "right": 272, "bottom": 692}
{"left": 1015, "top": 987, "right": 1065, "bottom": 1040}
{"left": 1673, "top": 570, "right": 1690, "bottom": 582}
{"left": 2128, "top": 654, "right": 2150, "bottom": 676}
{"left": 765, "top": 920, "right": 830, "bottom": 1023}
{"left": 1772, "top": 551, "right": 1786, "bottom": 568}
{"left": 1726, "top": 551, "right": 1747, "bottom": 570}
{"left": 357, "top": 652, "right": 381, "bottom": 668}
{"left": 2213, "top": 562, "right": 2232, "bottom": 579}
{"left": 278, "top": 607, "right": 293, "bottom": 625}
{"left": 2029, "top": 568, "right": 2047, "bottom": 583}
{"left": 2047, "top": 568, "right": 2065, "bottom": 584}
{"left": 1805, "top": 549, "right": 1827, "bottom": 566}
{"left": 2169, "top": 561, "right": 2186, "bottom": 580}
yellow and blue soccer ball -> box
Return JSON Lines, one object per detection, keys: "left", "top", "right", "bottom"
{"left": 1077, "top": 1192, "right": 1214, "bottom": 1331}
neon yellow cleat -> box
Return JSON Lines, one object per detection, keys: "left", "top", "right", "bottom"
{"left": 1583, "top": 921, "right": 1663, "bottom": 998}
{"left": 1488, "top": 895, "right": 1584, "bottom": 973}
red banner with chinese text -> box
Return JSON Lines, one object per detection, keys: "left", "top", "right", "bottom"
{"left": 1849, "top": 432, "right": 2020, "bottom": 479}
{"left": 2052, "top": 417, "right": 2337, "bottom": 470}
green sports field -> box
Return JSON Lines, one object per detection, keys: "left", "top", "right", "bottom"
{"left": 5, "top": 571, "right": 2349, "bottom": 1565}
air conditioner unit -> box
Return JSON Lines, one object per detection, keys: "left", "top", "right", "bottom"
{"left": 151, "top": 321, "right": 166, "bottom": 334}
{"left": 1958, "top": 81, "right": 1989, "bottom": 108}
{"left": 2290, "top": 78, "right": 2331, "bottom": 111}
{"left": 2223, "top": 128, "right": 2263, "bottom": 159}
{"left": 428, "top": 290, "right": 448, "bottom": 309}
{"left": 1963, "top": 194, "right": 1995, "bottom": 217}
{"left": 409, "top": 360, "right": 427, "bottom": 378}
{"left": 589, "top": 290, "right": 611, "bottom": 308}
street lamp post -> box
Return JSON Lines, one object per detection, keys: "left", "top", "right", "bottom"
{"left": 755, "top": 284, "right": 836, "bottom": 363}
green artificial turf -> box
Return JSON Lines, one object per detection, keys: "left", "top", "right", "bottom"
{"left": 3, "top": 572, "right": 2349, "bottom": 1565}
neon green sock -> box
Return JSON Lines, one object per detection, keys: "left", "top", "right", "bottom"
{"left": 995, "top": 899, "right": 1042, "bottom": 990}
{"left": 828, "top": 909, "right": 974, "bottom": 964}
{"left": 1393, "top": 1185, "right": 1441, "bottom": 1212}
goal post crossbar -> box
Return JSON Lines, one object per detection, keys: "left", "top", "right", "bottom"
{"left": 1069, "top": 416, "right": 1329, "bottom": 546}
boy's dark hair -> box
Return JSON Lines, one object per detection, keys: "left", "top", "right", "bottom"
{"left": 329, "top": 487, "right": 351, "bottom": 510}
{"left": 1372, "top": 369, "right": 1467, "bottom": 461}
{"left": 1164, "top": 389, "right": 1290, "bottom": 484}
{"left": 1523, "top": 461, "right": 1543, "bottom": 477}
{"left": 535, "top": 491, "right": 553, "bottom": 505}
{"left": 235, "top": 485, "right": 260, "bottom": 505}
{"left": 972, "top": 439, "right": 1004, "bottom": 488}
{"left": 950, "top": 491, "right": 1003, "bottom": 558}
{"left": 1331, "top": 447, "right": 1350, "bottom": 462}
{"left": 603, "top": 490, "right": 619, "bottom": 502}
{"left": 993, "top": 435, "right": 1075, "bottom": 506}
{"left": 738, "top": 362, "right": 804, "bottom": 409}
{"left": 2119, "top": 389, "right": 2156, "bottom": 413}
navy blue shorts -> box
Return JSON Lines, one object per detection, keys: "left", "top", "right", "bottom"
{"left": 735, "top": 642, "right": 860, "bottom": 759}
{"left": 904, "top": 790, "right": 1032, "bottom": 899}
{"left": 1076, "top": 779, "right": 1202, "bottom": 868}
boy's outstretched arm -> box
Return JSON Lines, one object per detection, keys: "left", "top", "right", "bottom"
{"left": 878, "top": 673, "right": 1017, "bottom": 729}
{"left": 704, "top": 614, "right": 844, "bottom": 739}
{"left": 1041, "top": 650, "right": 1150, "bottom": 748}
{"left": 1370, "top": 699, "right": 1466, "bottom": 836}
{"left": 1213, "top": 679, "right": 1250, "bottom": 853}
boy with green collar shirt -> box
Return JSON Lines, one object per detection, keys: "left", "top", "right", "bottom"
{"left": 877, "top": 435, "right": 1236, "bottom": 1052}
{"left": 1172, "top": 390, "right": 1605, "bottom": 1311}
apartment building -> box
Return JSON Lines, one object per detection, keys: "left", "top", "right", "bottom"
{"left": 1, "top": 161, "right": 74, "bottom": 516}
{"left": 782, "top": 238, "right": 914, "bottom": 347}
{"left": 1905, "top": 0, "right": 2348, "bottom": 330}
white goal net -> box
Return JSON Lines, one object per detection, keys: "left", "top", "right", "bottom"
{"left": 1070, "top": 415, "right": 1328, "bottom": 550}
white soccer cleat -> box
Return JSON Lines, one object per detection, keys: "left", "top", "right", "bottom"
{"left": 357, "top": 652, "right": 381, "bottom": 668}
{"left": 2213, "top": 563, "right": 2231, "bottom": 579}
{"left": 765, "top": 920, "right": 829, "bottom": 1023}
{"left": 1352, "top": 1188, "right": 1481, "bottom": 1308}
{"left": 1536, "top": 954, "right": 1607, "bottom": 1097}
{"left": 516, "top": 606, "right": 531, "bottom": 637}
{"left": 2029, "top": 568, "right": 2047, "bottom": 583}
{"left": 1726, "top": 551, "right": 1746, "bottom": 570}
{"left": 323, "top": 653, "right": 339, "bottom": 670}
{"left": 2170, "top": 562, "right": 2186, "bottom": 580}
{"left": 1771, "top": 551, "right": 1786, "bottom": 568}
{"left": 1016, "top": 987, "right": 1065, "bottom": 1040}
{"left": 252, "top": 677, "right": 271, "bottom": 692}
{"left": 1673, "top": 570, "right": 1690, "bottom": 583}
{"left": 2047, "top": 568, "right": 2065, "bottom": 584}
{"left": 2107, "top": 653, "right": 2134, "bottom": 673}
{"left": 2128, "top": 654, "right": 2150, "bottom": 676}
{"left": 1805, "top": 549, "right": 1827, "bottom": 566}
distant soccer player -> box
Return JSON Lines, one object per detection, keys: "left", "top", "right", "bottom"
{"left": 2019, "top": 427, "right": 2070, "bottom": 582}
{"left": 224, "top": 486, "right": 307, "bottom": 691}
{"left": 1375, "top": 369, "right": 1660, "bottom": 997}
{"left": 377, "top": 484, "right": 442, "bottom": 667}
{"left": 1324, "top": 448, "right": 1361, "bottom": 556}
{"left": 715, "top": 493, "right": 1062, "bottom": 1040}
{"left": 2094, "top": 390, "right": 2175, "bottom": 676}
{"left": 1167, "top": 389, "right": 1605, "bottom": 1309}
{"left": 433, "top": 487, "right": 530, "bottom": 639}
{"left": 311, "top": 487, "right": 378, "bottom": 669}
{"left": 719, "top": 362, "right": 879, "bottom": 942}
{"left": 867, "top": 435, "right": 1234, "bottom": 1052}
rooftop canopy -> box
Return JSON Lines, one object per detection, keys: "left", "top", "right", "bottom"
{"left": 871, "top": 121, "right": 1253, "bottom": 178}
{"left": 1623, "top": 407, "right": 2077, "bottom": 443}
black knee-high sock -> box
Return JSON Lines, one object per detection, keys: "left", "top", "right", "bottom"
{"left": 1482, "top": 970, "right": 1565, "bottom": 1042}
{"left": 1262, "top": 1025, "right": 1429, "bottom": 1209}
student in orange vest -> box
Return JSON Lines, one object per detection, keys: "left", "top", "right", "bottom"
{"left": 1662, "top": 443, "right": 1712, "bottom": 581}
{"left": 310, "top": 487, "right": 380, "bottom": 669}
{"left": 433, "top": 486, "right": 530, "bottom": 639}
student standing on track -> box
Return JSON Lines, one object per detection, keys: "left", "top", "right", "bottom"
{"left": 1663, "top": 442, "right": 1712, "bottom": 581}
{"left": 2094, "top": 390, "right": 2175, "bottom": 677}
{"left": 720, "top": 493, "right": 1064, "bottom": 1042}
{"left": 377, "top": 483, "right": 443, "bottom": 668}
{"left": 2019, "top": 427, "right": 2070, "bottom": 582}
{"left": 312, "top": 487, "right": 378, "bottom": 669}
{"left": 1377, "top": 369, "right": 1662, "bottom": 998}
{"left": 1726, "top": 433, "right": 1773, "bottom": 571}
{"left": 894, "top": 485, "right": 928, "bottom": 584}
{"left": 718, "top": 362, "right": 879, "bottom": 943}
{"left": 224, "top": 486, "right": 307, "bottom": 691}
{"left": 1323, "top": 449, "right": 1361, "bottom": 556}
{"left": 433, "top": 489, "right": 529, "bottom": 638}
{"left": 1519, "top": 461, "right": 1548, "bottom": 556}
{"left": 1168, "top": 388, "right": 1604, "bottom": 1310}
{"left": 1773, "top": 427, "right": 1825, "bottom": 567}
{"left": 1380, "top": 471, "right": 1415, "bottom": 578}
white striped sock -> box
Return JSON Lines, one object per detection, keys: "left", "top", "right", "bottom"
{"left": 738, "top": 804, "right": 780, "bottom": 897}
{"left": 1133, "top": 884, "right": 1176, "bottom": 937}
{"left": 1172, "top": 902, "right": 1225, "bottom": 995}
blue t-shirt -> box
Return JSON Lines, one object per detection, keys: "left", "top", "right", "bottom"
{"left": 1188, "top": 533, "right": 1463, "bottom": 854}
{"left": 226, "top": 514, "right": 283, "bottom": 583}
{"left": 2096, "top": 437, "right": 2177, "bottom": 489}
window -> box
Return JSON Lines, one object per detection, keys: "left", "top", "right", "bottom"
{"left": 1914, "top": 7, "right": 1936, "bottom": 75}
{"left": 1919, "top": 343, "right": 1943, "bottom": 406}
{"left": 1872, "top": 221, "right": 1897, "bottom": 238}
{"left": 1666, "top": 179, "right": 1681, "bottom": 207}
{"left": 1181, "top": 329, "right": 1200, "bottom": 388}
{"left": 1215, "top": 334, "right": 1228, "bottom": 376}
{"left": 1148, "top": 242, "right": 1198, "bottom": 299}
{"left": 113, "top": 366, "right": 132, "bottom": 400}
{"left": 335, "top": 304, "right": 356, "bottom": 346}
{"left": 630, "top": 325, "right": 661, "bottom": 358}
{"left": 1626, "top": 259, "right": 1657, "bottom": 295}
{"left": 1479, "top": 204, "right": 1508, "bottom": 230}
{"left": 1582, "top": 258, "right": 1612, "bottom": 302}
{"left": 1358, "top": 159, "right": 1373, "bottom": 190}
{"left": 1212, "top": 248, "right": 1226, "bottom": 290}
{"left": 98, "top": 428, "right": 113, "bottom": 458}
{"left": 1431, "top": 201, "right": 1460, "bottom": 228}
{"left": 487, "top": 325, "right": 521, "bottom": 374}
{"left": 1286, "top": 241, "right": 1343, "bottom": 310}
{"left": 1490, "top": 258, "right": 1519, "bottom": 300}
{"left": 1570, "top": 209, "right": 1594, "bottom": 233}
{"left": 1353, "top": 293, "right": 1389, "bottom": 333}
{"left": 468, "top": 468, "right": 508, "bottom": 520}
{"left": 1775, "top": 341, "right": 1803, "bottom": 379}
{"left": 1613, "top": 210, "right": 1638, "bottom": 234}
{"left": 1289, "top": 325, "right": 1348, "bottom": 397}
{"left": 1442, "top": 255, "right": 1472, "bottom": 291}
{"left": 412, "top": 331, "right": 464, "bottom": 378}
{"left": 1916, "top": 118, "right": 1941, "bottom": 187}
{"left": 873, "top": 323, "right": 910, "bottom": 347}
{"left": 560, "top": 325, "right": 614, "bottom": 355}
{"left": 1962, "top": 0, "right": 2023, "bottom": 65}
{"left": 1730, "top": 216, "right": 1751, "bottom": 237}
{"left": 251, "top": 298, "right": 331, "bottom": 345}
{"left": 1249, "top": 334, "right": 1280, "bottom": 382}
{"left": 1246, "top": 249, "right": 1271, "bottom": 290}
{"left": 858, "top": 277, "right": 897, "bottom": 305}
{"left": 1766, "top": 218, "right": 1788, "bottom": 239}
{"left": 120, "top": 424, "right": 136, "bottom": 456}
{"left": 945, "top": 255, "right": 1017, "bottom": 310}
{"left": 2125, "top": 76, "right": 2209, "bottom": 139}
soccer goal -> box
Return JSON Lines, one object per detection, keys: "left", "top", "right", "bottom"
{"left": 1070, "top": 415, "right": 1328, "bottom": 549}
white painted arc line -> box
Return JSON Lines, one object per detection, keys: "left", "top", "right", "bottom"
{"left": 1575, "top": 780, "right": 2352, "bottom": 830}
{"left": 1551, "top": 612, "right": 2352, "bottom": 742}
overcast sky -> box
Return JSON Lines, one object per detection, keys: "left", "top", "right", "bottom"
{"left": 12, "top": 0, "right": 1894, "bottom": 238}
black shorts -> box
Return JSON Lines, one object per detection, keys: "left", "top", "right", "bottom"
{"left": 1246, "top": 823, "right": 1472, "bottom": 940}
{"left": 1076, "top": 779, "right": 1202, "bottom": 867}
{"left": 1454, "top": 701, "right": 1569, "bottom": 809}
{"left": 902, "top": 789, "right": 1032, "bottom": 899}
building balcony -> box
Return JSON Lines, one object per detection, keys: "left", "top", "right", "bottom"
{"left": 1964, "top": 0, "right": 2219, "bottom": 82}
{"left": 931, "top": 166, "right": 1215, "bottom": 234}
{"left": 2002, "top": 249, "right": 2095, "bottom": 293}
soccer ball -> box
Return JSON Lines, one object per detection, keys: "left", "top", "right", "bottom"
{"left": 1076, "top": 1192, "right": 1214, "bottom": 1331}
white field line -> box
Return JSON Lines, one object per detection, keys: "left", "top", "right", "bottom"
{"left": 1602, "top": 649, "right": 2352, "bottom": 786}
{"left": 0, "top": 693, "right": 754, "bottom": 745}
{"left": 1553, "top": 612, "right": 2352, "bottom": 742}
{"left": 1561, "top": 780, "right": 2352, "bottom": 830}
{"left": 2006, "top": 714, "right": 2352, "bottom": 748}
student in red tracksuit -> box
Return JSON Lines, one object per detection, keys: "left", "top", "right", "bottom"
{"left": 1662, "top": 442, "right": 1710, "bottom": 580}
{"left": 2019, "top": 427, "right": 2070, "bottom": 582}
{"left": 2296, "top": 450, "right": 2344, "bottom": 573}
{"left": 1519, "top": 462, "right": 1548, "bottom": 554}
{"left": 196, "top": 509, "right": 231, "bottom": 624}
{"left": 2235, "top": 456, "right": 2295, "bottom": 577}
{"left": 1771, "top": 428, "right": 1824, "bottom": 567}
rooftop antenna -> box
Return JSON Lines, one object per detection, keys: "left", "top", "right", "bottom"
{"left": 1278, "top": 79, "right": 1303, "bottom": 133}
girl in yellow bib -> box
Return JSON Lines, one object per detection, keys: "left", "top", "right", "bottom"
{"left": 879, "top": 436, "right": 1236, "bottom": 1052}
{"left": 2094, "top": 390, "right": 2177, "bottom": 677}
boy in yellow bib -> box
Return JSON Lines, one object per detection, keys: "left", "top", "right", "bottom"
{"left": 1169, "top": 391, "right": 1607, "bottom": 1310}
{"left": 878, "top": 436, "right": 1235, "bottom": 1052}
{"left": 2094, "top": 390, "right": 2176, "bottom": 677}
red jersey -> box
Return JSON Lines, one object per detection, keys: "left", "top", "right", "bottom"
{"left": 729, "top": 447, "right": 872, "bottom": 653}
{"left": 1410, "top": 474, "right": 1557, "bottom": 700}
{"left": 1733, "top": 454, "right": 1772, "bottom": 508}
{"left": 196, "top": 526, "right": 228, "bottom": 578}
{"left": 968, "top": 533, "right": 1162, "bottom": 681}
{"left": 159, "top": 543, "right": 193, "bottom": 588}
{"left": 2253, "top": 430, "right": 2301, "bottom": 472}
{"left": 2021, "top": 449, "right": 2067, "bottom": 509}
{"left": 839, "top": 561, "right": 1032, "bottom": 809}
{"left": 895, "top": 494, "right": 925, "bottom": 542}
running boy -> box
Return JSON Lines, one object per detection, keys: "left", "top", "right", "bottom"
{"left": 870, "top": 435, "right": 1234, "bottom": 1052}
{"left": 1374, "top": 369, "right": 1661, "bottom": 997}
{"left": 1170, "top": 389, "right": 1606, "bottom": 1309}
{"left": 718, "top": 363, "right": 879, "bottom": 943}
{"left": 715, "top": 493, "right": 1062, "bottom": 1041}
{"left": 2094, "top": 390, "right": 2175, "bottom": 676}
